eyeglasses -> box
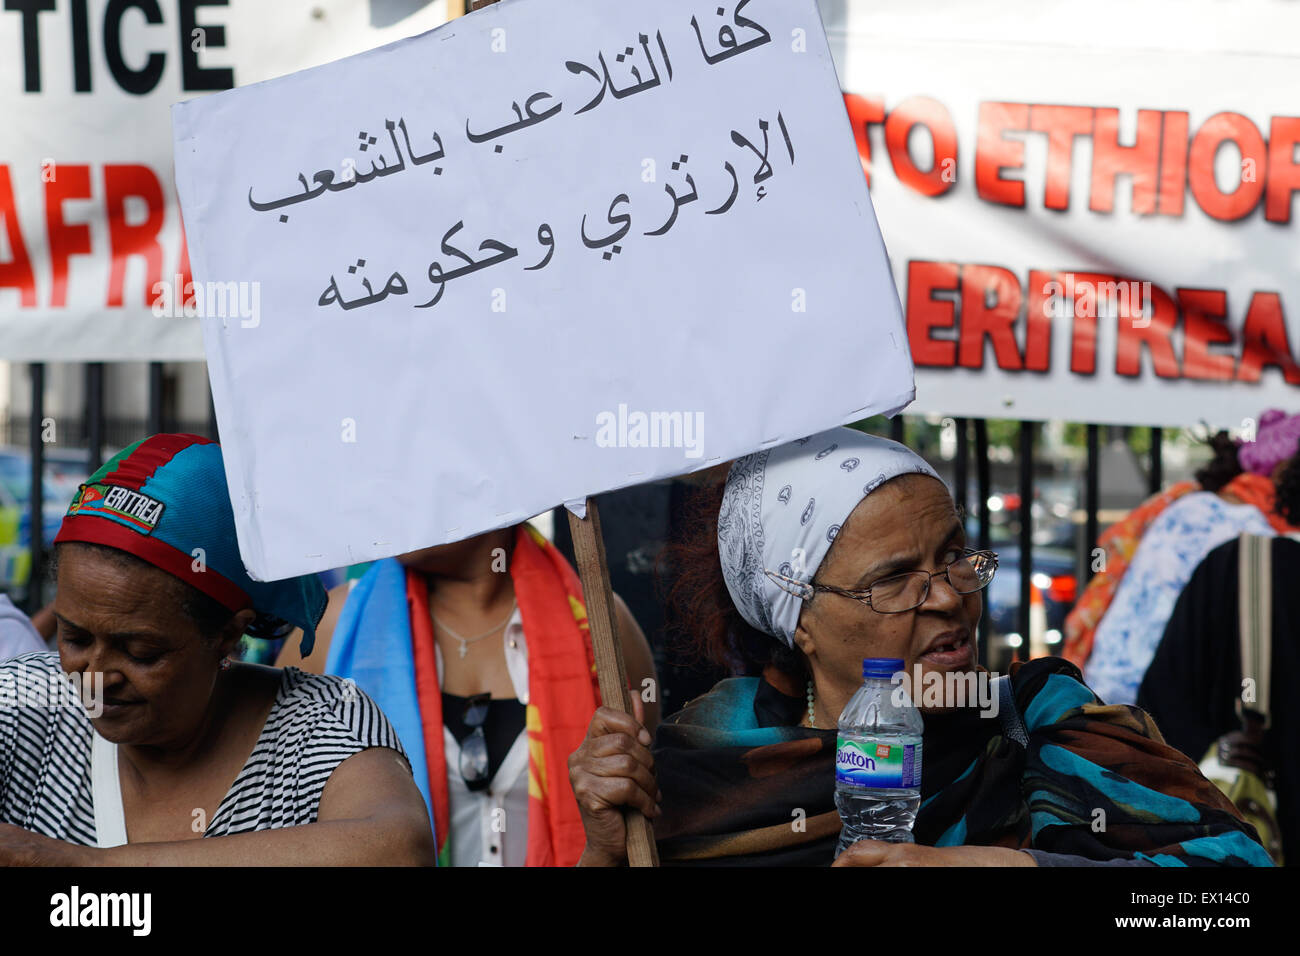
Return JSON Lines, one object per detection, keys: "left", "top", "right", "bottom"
{"left": 809, "top": 549, "right": 998, "bottom": 614}
{"left": 459, "top": 692, "right": 492, "bottom": 792}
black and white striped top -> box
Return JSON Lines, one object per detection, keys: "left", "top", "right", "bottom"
{"left": 0, "top": 652, "right": 409, "bottom": 844}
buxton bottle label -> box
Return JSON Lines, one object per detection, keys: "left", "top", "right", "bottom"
{"left": 835, "top": 736, "right": 922, "bottom": 788}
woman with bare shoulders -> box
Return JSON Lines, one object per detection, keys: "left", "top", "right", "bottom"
{"left": 1, "top": 434, "right": 433, "bottom": 866}
{"left": 279, "top": 521, "right": 657, "bottom": 866}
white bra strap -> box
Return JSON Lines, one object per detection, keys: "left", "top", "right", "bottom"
{"left": 91, "top": 730, "right": 128, "bottom": 848}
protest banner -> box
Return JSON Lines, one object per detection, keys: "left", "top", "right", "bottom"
{"left": 828, "top": 0, "right": 1300, "bottom": 429}
{"left": 0, "top": 0, "right": 451, "bottom": 360}
{"left": 6, "top": 0, "right": 1296, "bottom": 437}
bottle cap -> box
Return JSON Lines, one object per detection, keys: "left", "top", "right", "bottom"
{"left": 862, "top": 657, "right": 904, "bottom": 680}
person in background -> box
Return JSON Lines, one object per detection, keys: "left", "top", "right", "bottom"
{"left": 1138, "top": 452, "right": 1300, "bottom": 863}
{"left": 280, "top": 523, "right": 658, "bottom": 867}
{"left": 569, "top": 427, "right": 1270, "bottom": 867}
{"left": 1062, "top": 481, "right": 1198, "bottom": 669}
{"left": 1, "top": 434, "right": 434, "bottom": 865}
{"left": 28, "top": 600, "right": 57, "bottom": 644}
{"left": 0, "top": 593, "right": 45, "bottom": 661}
{"left": 1077, "top": 410, "right": 1300, "bottom": 705}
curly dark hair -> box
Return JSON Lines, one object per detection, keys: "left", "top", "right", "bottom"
{"left": 1274, "top": 452, "right": 1300, "bottom": 525}
{"left": 1194, "top": 427, "right": 1300, "bottom": 525}
{"left": 658, "top": 478, "right": 809, "bottom": 682}
{"left": 1194, "top": 430, "right": 1243, "bottom": 493}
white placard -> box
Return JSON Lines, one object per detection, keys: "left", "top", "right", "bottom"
{"left": 173, "top": 0, "right": 913, "bottom": 581}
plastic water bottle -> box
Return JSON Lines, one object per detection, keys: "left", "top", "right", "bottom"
{"left": 834, "top": 657, "right": 924, "bottom": 856}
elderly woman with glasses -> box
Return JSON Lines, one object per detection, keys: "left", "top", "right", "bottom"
{"left": 568, "top": 427, "right": 1272, "bottom": 867}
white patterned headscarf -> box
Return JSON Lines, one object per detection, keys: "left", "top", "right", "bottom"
{"left": 717, "top": 426, "right": 943, "bottom": 647}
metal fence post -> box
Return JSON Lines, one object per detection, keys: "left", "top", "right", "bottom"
{"left": 973, "top": 419, "right": 991, "bottom": 661}
{"left": 27, "top": 363, "right": 46, "bottom": 614}
{"left": 1149, "top": 426, "right": 1163, "bottom": 494}
{"left": 148, "top": 362, "right": 165, "bottom": 435}
{"left": 1017, "top": 421, "right": 1034, "bottom": 660}
{"left": 86, "top": 362, "right": 104, "bottom": 472}
{"left": 954, "top": 416, "right": 969, "bottom": 516}
{"left": 1085, "top": 424, "right": 1100, "bottom": 582}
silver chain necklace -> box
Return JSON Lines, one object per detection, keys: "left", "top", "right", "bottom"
{"left": 431, "top": 599, "right": 517, "bottom": 658}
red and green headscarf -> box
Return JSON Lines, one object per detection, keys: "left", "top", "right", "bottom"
{"left": 54, "top": 434, "right": 327, "bottom": 651}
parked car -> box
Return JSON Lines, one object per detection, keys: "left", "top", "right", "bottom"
{"left": 983, "top": 479, "right": 1081, "bottom": 550}
{"left": 983, "top": 543, "right": 1076, "bottom": 641}
{"left": 0, "top": 447, "right": 91, "bottom": 602}
{"left": 967, "top": 473, "right": 1082, "bottom": 648}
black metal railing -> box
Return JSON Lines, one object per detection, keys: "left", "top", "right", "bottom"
{"left": 5, "top": 361, "right": 1165, "bottom": 647}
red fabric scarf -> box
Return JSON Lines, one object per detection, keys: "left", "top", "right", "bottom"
{"left": 407, "top": 524, "right": 600, "bottom": 866}
{"left": 1222, "top": 471, "right": 1300, "bottom": 535}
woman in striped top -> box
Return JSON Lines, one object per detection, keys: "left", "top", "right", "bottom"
{"left": 0, "top": 434, "right": 434, "bottom": 865}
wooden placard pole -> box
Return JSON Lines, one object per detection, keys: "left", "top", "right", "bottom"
{"left": 460, "top": 0, "right": 658, "bottom": 868}
{"left": 567, "top": 498, "right": 660, "bottom": 867}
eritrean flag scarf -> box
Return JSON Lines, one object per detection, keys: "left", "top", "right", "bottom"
{"left": 326, "top": 524, "right": 599, "bottom": 866}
